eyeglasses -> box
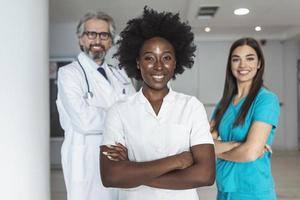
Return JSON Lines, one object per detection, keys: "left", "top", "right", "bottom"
{"left": 83, "top": 31, "right": 111, "bottom": 40}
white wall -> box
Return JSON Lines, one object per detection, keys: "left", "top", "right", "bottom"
{"left": 50, "top": 22, "right": 80, "bottom": 58}
{"left": 1, "top": 0, "right": 50, "bottom": 199}
{"left": 281, "top": 38, "right": 300, "bottom": 150}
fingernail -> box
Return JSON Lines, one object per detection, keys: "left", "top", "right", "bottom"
{"left": 102, "top": 152, "right": 108, "bottom": 155}
{"left": 106, "top": 145, "right": 113, "bottom": 148}
{"left": 107, "top": 155, "right": 113, "bottom": 160}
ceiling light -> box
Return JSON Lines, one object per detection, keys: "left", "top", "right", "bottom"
{"left": 234, "top": 8, "right": 250, "bottom": 16}
{"left": 204, "top": 27, "right": 211, "bottom": 32}
{"left": 255, "top": 26, "right": 262, "bottom": 31}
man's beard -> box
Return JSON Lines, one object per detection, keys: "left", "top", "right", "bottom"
{"left": 84, "top": 44, "right": 106, "bottom": 63}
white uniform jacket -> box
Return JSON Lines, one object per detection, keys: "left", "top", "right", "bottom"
{"left": 102, "top": 89, "right": 214, "bottom": 200}
{"left": 56, "top": 52, "right": 135, "bottom": 200}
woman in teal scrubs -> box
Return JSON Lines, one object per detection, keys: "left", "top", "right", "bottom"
{"left": 211, "top": 37, "right": 280, "bottom": 200}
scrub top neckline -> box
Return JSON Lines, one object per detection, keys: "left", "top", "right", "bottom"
{"left": 231, "top": 95, "right": 247, "bottom": 107}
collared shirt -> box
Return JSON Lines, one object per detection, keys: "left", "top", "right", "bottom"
{"left": 102, "top": 88, "right": 213, "bottom": 200}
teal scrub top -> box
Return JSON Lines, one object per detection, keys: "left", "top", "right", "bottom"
{"left": 213, "top": 87, "right": 280, "bottom": 194}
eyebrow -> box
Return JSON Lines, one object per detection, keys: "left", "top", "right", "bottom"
{"left": 232, "top": 53, "right": 256, "bottom": 58}
{"left": 142, "top": 51, "right": 153, "bottom": 54}
{"left": 142, "top": 50, "right": 173, "bottom": 55}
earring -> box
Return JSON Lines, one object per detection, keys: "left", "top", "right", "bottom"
{"left": 137, "top": 64, "right": 140, "bottom": 70}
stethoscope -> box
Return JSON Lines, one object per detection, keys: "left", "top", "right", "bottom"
{"left": 77, "top": 58, "right": 131, "bottom": 99}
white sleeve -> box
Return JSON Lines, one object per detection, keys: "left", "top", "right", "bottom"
{"left": 56, "top": 66, "right": 107, "bottom": 135}
{"left": 189, "top": 97, "right": 214, "bottom": 146}
{"left": 102, "top": 105, "right": 125, "bottom": 146}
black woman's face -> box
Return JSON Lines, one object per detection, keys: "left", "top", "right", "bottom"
{"left": 137, "top": 37, "right": 176, "bottom": 91}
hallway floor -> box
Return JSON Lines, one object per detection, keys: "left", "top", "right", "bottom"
{"left": 51, "top": 150, "right": 300, "bottom": 200}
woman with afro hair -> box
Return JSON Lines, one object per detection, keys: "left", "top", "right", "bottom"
{"left": 100, "top": 7, "right": 215, "bottom": 200}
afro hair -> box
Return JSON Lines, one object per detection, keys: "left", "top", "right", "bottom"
{"left": 115, "top": 6, "right": 196, "bottom": 80}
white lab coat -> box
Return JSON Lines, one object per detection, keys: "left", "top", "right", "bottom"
{"left": 56, "top": 52, "right": 135, "bottom": 200}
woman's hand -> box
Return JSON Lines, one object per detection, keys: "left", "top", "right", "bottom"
{"left": 258, "top": 144, "right": 273, "bottom": 158}
{"left": 262, "top": 144, "right": 273, "bottom": 155}
{"left": 102, "top": 143, "right": 128, "bottom": 161}
{"left": 264, "top": 144, "right": 273, "bottom": 154}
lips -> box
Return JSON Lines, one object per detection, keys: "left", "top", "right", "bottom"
{"left": 237, "top": 70, "right": 250, "bottom": 75}
{"left": 151, "top": 74, "right": 165, "bottom": 81}
{"left": 90, "top": 44, "right": 105, "bottom": 51}
{"left": 92, "top": 46, "right": 102, "bottom": 50}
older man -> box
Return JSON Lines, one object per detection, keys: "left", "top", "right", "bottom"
{"left": 56, "top": 11, "right": 135, "bottom": 200}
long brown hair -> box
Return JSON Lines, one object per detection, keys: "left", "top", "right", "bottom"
{"left": 211, "top": 38, "right": 265, "bottom": 132}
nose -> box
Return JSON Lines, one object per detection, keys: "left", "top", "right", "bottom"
{"left": 94, "top": 36, "right": 102, "bottom": 44}
{"left": 239, "top": 59, "right": 246, "bottom": 68}
{"left": 153, "top": 59, "right": 163, "bottom": 71}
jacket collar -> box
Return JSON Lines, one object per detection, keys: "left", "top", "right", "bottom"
{"left": 137, "top": 86, "right": 175, "bottom": 104}
{"left": 77, "top": 52, "right": 107, "bottom": 73}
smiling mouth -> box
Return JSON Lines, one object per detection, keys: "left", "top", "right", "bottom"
{"left": 238, "top": 70, "right": 250, "bottom": 75}
{"left": 91, "top": 46, "right": 103, "bottom": 51}
{"left": 152, "top": 75, "right": 165, "bottom": 81}
{"left": 90, "top": 44, "right": 105, "bottom": 51}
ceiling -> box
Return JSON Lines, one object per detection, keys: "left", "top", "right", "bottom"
{"left": 50, "top": 0, "right": 300, "bottom": 41}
